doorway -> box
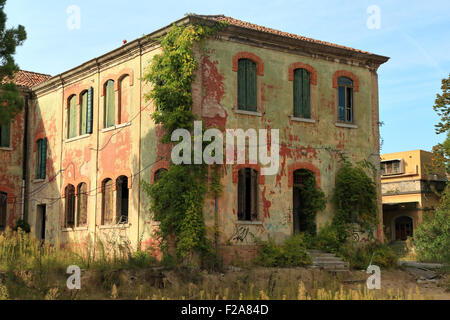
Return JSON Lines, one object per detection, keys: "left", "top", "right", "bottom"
{"left": 395, "top": 216, "right": 413, "bottom": 241}
{"left": 36, "top": 204, "right": 46, "bottom": 241}
{"left": 293, "top": 169, "right": 316, "bottom": 234}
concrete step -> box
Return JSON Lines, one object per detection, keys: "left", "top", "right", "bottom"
{"left": 307, "top": 249, "right": 349, "bottom": 271}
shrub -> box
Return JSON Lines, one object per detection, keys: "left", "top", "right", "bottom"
{"left": 310, "top": 224, "right": 345, "bottom": 254}
{"left": 414, "top": 187, "right": 450, "bottom": 263}
{"left": 254, "top": 235, "right": 312, "bottom": 267}
{"left": 13, "top": 219, "right": 30, "bottom": 233}
{"left": 339, "top": 241, "right": 398, "bottom": 269}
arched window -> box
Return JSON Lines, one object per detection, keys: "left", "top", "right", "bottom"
{"left": 80, "top": 87, "right": 94, "bottom": 135}
{"left": 237, "top": 168, "right": 258, "bottom": 221}
{"left": 116, "top": 176, "right": 129, "bottom": 224}
{"left": 119, "top": 75, "right": 131, "bottom": 124}
{"left": 0, "top": 191, "right": 7, "bottom": 230}
{"left": 77, "top": 183, "right": 88, "bottom": 227}
{"left": 102, "top": 178, "right": 114, "bottom": 225}
{"left": 104, "top": 80, "right": 115, "bottom": 128}
{"left": 237, "top": 59, "right": 257, "bottom": 111}
{"left": 36, "top": 138, "right": 47, "bottom": 180}
{"left": 338, "top": 77, "right": 353, "bottom": 123}
{"left": 154, "top": 168, "right": 168, "bottom": 182}
{"left": 65, "top": 184, "right": 75, "bottom": 228}
{"left": 68, "top": 95, "right": 77, "bottom": 138}
{"left": 293, "top": 68, "right": 311, "bottom": 119}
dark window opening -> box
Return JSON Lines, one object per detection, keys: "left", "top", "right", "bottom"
{"left": 102, "top": 178, "right": 113, "bottom": 225}
{"left": 237, "top": 168, "right": 258, "bottom": 221}
{"left": 293, "top": 169, "right": 318, "bottom": 235}
{"left": 0, "top": 121, "right": 11, "bottom": 148}
{"left": 0, "top": 191, "right": 7, "bottom": 230}
{"left": 395, "top": 216, "right": 413, "bottom": 241}
{"left": 116, "top": 176, "right": 129, "bottom": 224}
{"left": 65, "top": 184, "right": 75, "bottom": 228}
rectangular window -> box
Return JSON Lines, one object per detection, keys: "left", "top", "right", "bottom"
{"left": 293, "top": 69, "right": 311, "bottom": 118}
{"left": 338, "top": 77, "right": 354, "bottom": 123}
{"left": 237, "top": 59, "right": 257, "bottom": 112}
{"left": 0, "top": 191, "right": 7, "bottom": 229}
{"left": 36, "top": 138, "right": 47, "bottom": 179}
{"left": 0, "top": 122, "right": 11, "bottom": 148}
{"left": 381, "top": 160, "right": 404, "bottom": 176}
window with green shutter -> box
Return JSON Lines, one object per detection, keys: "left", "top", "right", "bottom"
{"left": 337, "top": 77, "right": 353, "bottom": 123}
{"left": 80, "top": 88, "right": 94, "bottom": 135}
{"left": 104, "top": 80, "right": 115, "bottom": 128}
{"left": 0, "top": 121, "right": 11, "bottom": 148}
{"left": 36, "top": 138, "right": 47, "bottom": 179}
{"left": 80, "top": 91, "right": 88, "bottom": 135}
{"left": 293, "top": 68, "right": 311, "bottom": 119}
{"left": 237, "top": 59, "right": 257, "bottom": 111}
{"left": 68, "top": 95, "right": 77, "bottom": 138}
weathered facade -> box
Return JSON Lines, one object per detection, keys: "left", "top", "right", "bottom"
{"left": 0, "top": 71, "right": 50, "bottom": 232}
{"left": 381, "top": 150, "right": 447, "bottom": 242}
{"left": 1, "top": 15, "right": 389, "bottom": 263}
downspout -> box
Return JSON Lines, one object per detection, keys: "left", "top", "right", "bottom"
{"left": 22, "top": 93, "right": 30, "bottom": 221}
{"left": 137, "top": 40, "right": 142, "bottom": 249}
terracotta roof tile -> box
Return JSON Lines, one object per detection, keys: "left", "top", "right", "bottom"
{"left": 3, "top": 70, "right": 51, "bottom": 88}
{"left": 198, "top": 15, "right": 372, "bottom": 55}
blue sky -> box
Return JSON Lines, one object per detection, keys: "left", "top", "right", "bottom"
{"left": 5, "top": 0, "right": 450, "bottom": 154}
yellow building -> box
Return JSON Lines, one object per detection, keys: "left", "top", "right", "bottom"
{"left": 381, "top": 150, "right": 447, "bottom": 242}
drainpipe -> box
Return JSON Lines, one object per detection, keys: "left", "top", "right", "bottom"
{"left": 22, "top": 93, "right": 30, "bottom": 221}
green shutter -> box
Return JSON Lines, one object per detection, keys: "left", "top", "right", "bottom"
{"left": 237, "top": 60, "right": 247, "bottom": 110}
{"left": 293, "top": 69, "right": 302, "bottom": 118}
{"left": 246, "top": 60, "right": 257, "bottom": 111}
{"left": 0, "top": 122, "right": 10, "bottom": 147}
{"left": 86, "top": 87, "right": 94, "bottom": 134}
{"left": 68, "top": 97, "right": 77, "bottom": 138}
{"left": 39, "top": 138, "right": 47, "bottom": 179}
{"left": 80, "top": 92, "right": 88, "bottom": 135}
{"left": 105, "top": 81, "right": 115, "bottom": 128}
{"left": 293, "top": 69, "right": 311, "bottom": 119}
{"left": 302, "top": 70, "right": 311, "bottom": 119}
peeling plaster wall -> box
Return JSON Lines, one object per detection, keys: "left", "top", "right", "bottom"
{"left": 0, "top": 107, "right": 25, "bottom": 228}
{"left": 23, "top": 34, "right": 383, "bottom": 262}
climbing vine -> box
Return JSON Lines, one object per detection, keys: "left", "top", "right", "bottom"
{"left": 332, "top": 159, "right": 378, "bottom": 239}
{"left": 141, "top": 21, "right": 226, "bottom": 267}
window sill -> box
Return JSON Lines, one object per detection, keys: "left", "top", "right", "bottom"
{"left": 234, "top": 109, "right": 262, "bottom": 117}
{"left": 65, "top": 134, "right": 91, "bottom": 143}
{"left": 98, "top": 223, "right": 131, "bottom": 230}
{"left": 62, "top": 227, "right": 88, "bottom": 232}
{"left": 32, "top": 179, "right": 45, "bottom": 183}
{"left": 0, "top": 147, "right": 13, "bottom": 151}
{"left": 335, "top": 122, "right": 358, "bottom": 129}
{"left": 290, "top": 116, "right": 316, "bottom": 124}
{"left": 235, "top": 220, "right": 263, "bottom": 225}
{"left": 102, "top": 122, "right": 131, "bottom": 133}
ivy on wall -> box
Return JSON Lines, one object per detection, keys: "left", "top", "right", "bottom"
{"left": 332, "top": 159, "right": 378, "bottom": 238}
{"left": 141, "top": 21, "right": 226, "bottom": 267}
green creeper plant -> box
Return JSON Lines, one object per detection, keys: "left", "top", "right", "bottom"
{"left": 141, "top": 21, "right": 226, "bottom": 266}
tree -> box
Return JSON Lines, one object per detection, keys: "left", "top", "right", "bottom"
{"left": 0, "top": 0, "right": 27, "bottom": 125}
{"left": 433, "top": 74, "right": 450, "bottom": 135}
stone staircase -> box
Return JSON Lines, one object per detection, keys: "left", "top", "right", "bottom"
{"left": 307, "top": 249, "right": 349, "bottom": 272}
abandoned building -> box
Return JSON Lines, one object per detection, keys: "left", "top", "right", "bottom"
{"left": 381, "top": 150, "right": 447, "bottom": 242}
{"left": 0, "top": 15, "right": 389, "bottom": 263}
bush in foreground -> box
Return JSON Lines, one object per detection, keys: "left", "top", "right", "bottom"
{"left": 254, "top": 235, "right": 312, "bottom": 267}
